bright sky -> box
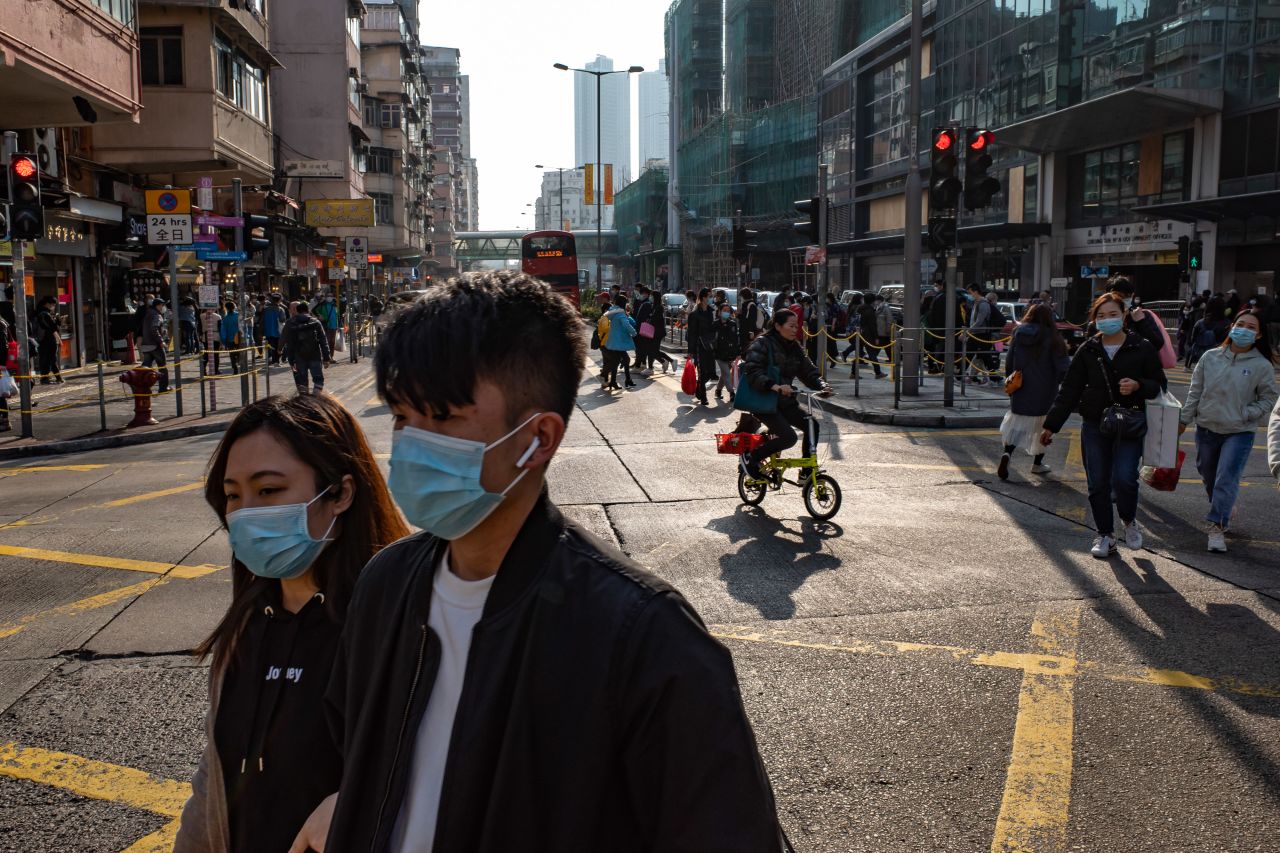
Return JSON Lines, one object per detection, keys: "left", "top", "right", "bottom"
{"left": 423, "top": 0, "right": 673, "bottom": 231}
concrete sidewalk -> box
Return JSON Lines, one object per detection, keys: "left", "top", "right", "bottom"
{"left": 0, "top": 356, "right": 376, "bottom": 461}
{"left": 660, "top": 337, "right": 1009, "bottom": 428}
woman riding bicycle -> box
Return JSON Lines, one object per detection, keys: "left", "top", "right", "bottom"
{"left": 739, "top": 308, "right": 832, "bottom": 481}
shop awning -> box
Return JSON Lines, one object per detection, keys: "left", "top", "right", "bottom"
{"left": 1130, "top": 189, "right": 1280, "bottom": 223}
{"left": 994, "top": 87, "right": 1221, "bottom": 155}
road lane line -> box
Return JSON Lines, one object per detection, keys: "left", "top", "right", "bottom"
{"left": 96, "top": 482, "right": 204, "bottom": 508}
{"left": 118, "top": 819, "right": 182, "bottom": 853}
{"left": 0, "top": 464, "right": 109, "bottom": 478}
{"left": 0, "top": 742, "right": 190, "bottom": 818}
{"left": 0, "top": 577, "right": 169, "bottom": 641}
{"left": 0, "top": 544, "right": 222, "bottom": 579}
{"left": 991, "top": 604, "right": 1082, "bottom": 853}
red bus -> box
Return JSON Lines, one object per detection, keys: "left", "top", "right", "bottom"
{"left": 521, "top": 230, "right": 580, "bottom": 310}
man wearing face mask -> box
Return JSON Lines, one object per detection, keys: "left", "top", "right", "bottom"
{"left": 309, "top": 271, "right": 792, "bottom": 853}
{"left": 1107, "top": 276, "right": 1165, "bottom": 351}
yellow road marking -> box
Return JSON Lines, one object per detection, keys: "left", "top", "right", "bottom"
{"left": 96, "top": 482, "right": 203, "bottom": 508}
{"left": 1065, "top": 433, "right": 1082, "bottom": 470}
{"left": 0, "top": 464, "right": 108, "bottom": 478}
{"left": 0, "top": 742, "right": 190, "bottom": 817}
{"left": 991, "top": 604, "right": 1082, "bottom": 853}
{"left": 367, "top": 393, "right": 383, "bottom": 407}
{"left": 0, "top": 544, "right": 222, "bottom": 579}
{"left": 0, "top": 578, "right": 168, "bottom": 641}
{"left": 119, "top": 820, "right": 182, "bottom": 853}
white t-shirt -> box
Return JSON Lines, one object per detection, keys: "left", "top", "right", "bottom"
{"left": 1103, "top": 343, "right": 1122, "bottom": 359}
{"left": 390, "top": 550, "right": 494, "bottom": 852}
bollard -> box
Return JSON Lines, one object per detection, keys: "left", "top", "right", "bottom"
{"left": 960, "top": 331, "right": 968, "bottom": 397}
{"left": 119, "top": 368, "right": 159, "bottom": 427}
{"left": 96, "top": 359, "right": 107, "bottom": 432}
{"left": 199, "top": 357, "right": 207, "bottom": 418}
{"left": 853, "top": 336, "right": 860, "bottom": 399}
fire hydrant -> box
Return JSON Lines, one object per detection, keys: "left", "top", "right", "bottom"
{"left": 119, "top": 368, "right": 159, "bottom": 427}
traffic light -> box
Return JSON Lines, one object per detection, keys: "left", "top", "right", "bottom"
{"left": 732, "top": 225, "right": 758, "bottom": 259}
{"left": 1177, "top": 235, "right": 1190, "bottom": 270}
{"left": 927, "top": 217, "right": 956, "bottom": 255}
{"left": 793, "top": 196, "right": 821, "bottom": 244}
{"left": 963, "top": 128, "right": 1001, "bottom": 211}
{"left": 929, "top": 128, "right": 962, "bottom": 214}
{"left": 244, "top": 214, "right": 271, "bottom": 254}
{"left": 1188, "top": 239, "right": 1203, "bottom": 271}
{"left": 8, "top": 153, "right": 44, "bottom": 241}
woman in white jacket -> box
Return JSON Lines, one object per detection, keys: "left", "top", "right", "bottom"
{"left": 1179, "top": 309, "right": 1279, "bottom": 553}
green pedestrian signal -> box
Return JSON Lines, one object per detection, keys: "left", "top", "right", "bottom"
{"left": 1188, "top": 239, "right": 1203, "bottom": 270}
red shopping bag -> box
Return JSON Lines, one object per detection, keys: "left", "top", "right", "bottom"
{"left": 681, "top": 357, "right": 698, "bottom": 395}
{"left": 1140, "top": 449, "right": 1186, "bottom": 492}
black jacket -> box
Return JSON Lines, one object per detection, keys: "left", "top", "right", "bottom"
{"left": 1006, "top": 323, "right": 1070, "bottom": 417}
{"left": 281, "top": 314, "right": 331, "bottom": 363}
{"left": 713, "top": 313, "right": 740, "bottom": 360}
{"left": 741, "top": 331, "right": 823, "bottom": 397}
{"left": 324, "top": 496, "right": 787, "bottom": 853}
{"left": 1044, "top": 332, "right": 1165, "bottom": 432}
{"left": 686, "top": 303, "right": 715, "bottom": 355}
{"left": 634, "top": 298, "right": 662, "bottom": 338}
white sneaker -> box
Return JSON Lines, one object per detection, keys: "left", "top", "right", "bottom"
{"left": 1030, "top": 463, "right": 1053, "bottom": 475}
{"left": 1091, "top": 535, "right": 1117, "bottom": 558}
{"left": 1121, "top": 521, "right": 1143, "bottom": 550}
{"left": 1207, "top": 525, "right": 1227, "bottom": 553}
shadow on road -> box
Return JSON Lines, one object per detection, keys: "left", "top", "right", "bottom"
{"left": 707, "top": 506, "right": 843, "bottom": 620}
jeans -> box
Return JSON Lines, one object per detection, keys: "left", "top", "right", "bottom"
{"left": 1080, "top": 420, "right": 1143, "bottom": 536}
{"left": 141, "top": 347, "right": 169, "bottom": 391}
{"left": 749, "top": 401, "right": 819, "bottom": 464}
{"left": 714, "top": 358, "right": 733, "bottom": 396}
{"left": 293, "top": 359, "right": 324, "bottom": 393}
{"left": 1195, "top": 427, "right": 1254, "bottom": 528}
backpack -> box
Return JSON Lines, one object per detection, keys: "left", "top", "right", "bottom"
{"left": 986, "top": 302, "right": 1007, "bottom": 332}
{"left": 749, "top": 301, "right": 767, "bottom": 332}
{"left": 596, "top": 313, "right": 611, "bottom": 347}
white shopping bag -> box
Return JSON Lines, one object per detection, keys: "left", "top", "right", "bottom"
{"left": 1143, "top": 390, "right": 1182, "bottom": 469}
{"left": 0, "top": 368, "right": 16, "bottom": 399}
{"left": 334, "top": 329, "right": 346, "bottom": 353}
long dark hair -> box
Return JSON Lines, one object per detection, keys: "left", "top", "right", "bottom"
{"left": 1024, "top": 302, "right": 1068, "bottom": 358}
{"left": 196, "top": 394, "right": 409, "bottom": 676}
{"left": 1224, "top": 308, "right": 1277, "bottom": 364}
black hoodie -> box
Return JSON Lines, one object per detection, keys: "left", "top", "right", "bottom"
{"left": 214, "top": 588, "right": 343, "bottom": 853}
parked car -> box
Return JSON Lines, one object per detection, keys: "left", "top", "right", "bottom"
{"left": 997, "top": 301, "right": 1086, "bottom": 353}
{"left": 839, "top": 289, "right": 867, "bottom": 308}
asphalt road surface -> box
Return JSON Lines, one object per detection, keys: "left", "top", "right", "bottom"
{"left": 1, "top": 358, "right": 1277, "bottom": 852}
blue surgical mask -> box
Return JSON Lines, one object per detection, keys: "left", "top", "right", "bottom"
{"left": 389, "top": 413, "right": 542, "bottom": 540}
{"left": 1096, "top": 317, "right": 1125, "bottom": 336}
{"left": 720, "top": 310, "right": 731, "bottom": 320}
{"left": 226, "top": 488, "right": 337, "bottom": 580}
{"left": 1229, "top": 326, "right": 1257, "bottom": 347}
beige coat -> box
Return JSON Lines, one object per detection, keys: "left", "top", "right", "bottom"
{"left": 172, "top": 664, "right": 231, "bottom": 853}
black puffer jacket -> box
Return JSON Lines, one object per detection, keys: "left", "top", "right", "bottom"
{"left": 740, "top": 330, "right": 823, "bottom": 398}
{"left": 1044, "top": 332, "right": 1165, "bottom": 432}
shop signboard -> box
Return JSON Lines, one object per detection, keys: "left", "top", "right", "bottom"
{"left": 304, "top": 199, "right": 375, "bottom": 228}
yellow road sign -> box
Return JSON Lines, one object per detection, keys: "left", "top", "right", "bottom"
{"left": 144, "top": 189, "right": 191, "bottom": 215}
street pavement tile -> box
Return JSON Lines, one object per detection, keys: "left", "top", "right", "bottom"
{"left": 728, "top": 638, "right": 1020, "bottom": 853}
{"left": 0, "top": 657, "right": 205, "bottom": 784}
{"left": 1068, "top": 680, "right": 1280, "bottom": 852}
{"left": 546, "top": 444, "right": 648, "bottom": 506}
{"left": 82, "top": 571, "right": 229, "bottom": 658}
{"left": 559, "top": 504, "right": 621, "bottom": 549}
{"left": 0, "top": 777, "right": 170, "bottom": 853}
{"left": 0, "top": 563, "right": 145, "bottom": 659}
{"left": 561, "top": 405, "right": 607, "bottom": 447}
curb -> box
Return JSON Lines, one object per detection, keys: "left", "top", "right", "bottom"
{"left": 0, "top": 420, "right": 232, "bottom": 462}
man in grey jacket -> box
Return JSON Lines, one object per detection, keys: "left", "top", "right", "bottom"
{"left": 139, "top": 298, "right": 170, "bottom": 393}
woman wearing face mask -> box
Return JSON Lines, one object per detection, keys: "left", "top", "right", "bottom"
{"left": 1177, "top": 310, "right": 1279, "bottom": 553}
{"left": 1041, "top": 293, "right": 1165, "bottom": 558}
{"left": 175, "top": 394, "right": 408, "bottom": 853}
{"left": 711, "top": 299, "right": 740, "bottom": 403}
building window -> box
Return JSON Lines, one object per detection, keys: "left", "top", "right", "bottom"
{"left": 214, "top": 32, "right": 267, "bottom": 121}
{"left": 363, "top": 97, "right": 381, "bottom": 128}
{"left": 381, "top": 103, "right": 402, "bottom": 129}
{"left": 140, "top": 27, "right": 184, "bottom": 86}
{"left": 93, "top": 0, "right": 134, "bottom": 26}
{"left": 370, "top": 192, "right": 395, "bottom": 225}
{"left": 1078, "top": 141, "right": 1140, "bottom": 220}
{"left": 1161, "top": 132, "right": 1190, "bottom": 199}
{"left": 366, "top": 147, "right": 394, "bottom": 174}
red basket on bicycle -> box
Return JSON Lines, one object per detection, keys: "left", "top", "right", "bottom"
{"left": 715, "top": 433, "right": 766, "bottom": 455}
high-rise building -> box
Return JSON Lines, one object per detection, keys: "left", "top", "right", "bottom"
{"left": 459, "top": 75, "right": 480, "bottom": 230}
{"left": 638, "top": 60, "right": 670, "bottom": 168}
{"left": 534, "top": 168, "right": 608, "bottom": 232}
{"left": 574, "top": 55, "right": 631, "bottom": 196}
{"left": 421, "top": 46, "right": 470, "bottom": 276}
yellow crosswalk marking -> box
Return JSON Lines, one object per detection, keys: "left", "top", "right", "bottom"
{"left": 0, "top": 578, "right": 169, "bottom": 641}
{"left": 119, "top": 820, "right": 182, "bottom": 853}
{"left": 0, "top": 464, "right": 108, "bottom": 478}
{"left": 0, "top": 544, "right": 222, "bottom": 579}
{"left": 96, "top": 482, "right": 203, "bottom": 508}
{"left": 0, "top": 742, "right": 190, "bottom": 817}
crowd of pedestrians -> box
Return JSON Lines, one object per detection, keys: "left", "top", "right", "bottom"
{"left": 177, "top": 270, "right": 794, "bottom": 853}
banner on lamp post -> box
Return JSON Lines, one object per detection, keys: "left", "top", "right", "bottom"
{"left": 604, "top": 165, "right": 614, "bottom": 205}
{"left": 583, "top": 164, "right": 594, "bottom": 206}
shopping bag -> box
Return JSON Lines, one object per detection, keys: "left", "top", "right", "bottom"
{"left": 730, "top": 357, "right": 741, "bottom": 391}
{"left": 638, "top": 321, "right": 656, "bottom": 339}
{"left": 1140, "top": 449, "right": 1186, "bottom": 492}
{"left": 334, "top": 329, "right": 346, "bottom": 353}
{"left": 680, "top": 358, "right": 698, "bottom": 395}
{"left": 1153, "top": 318, "right": 1177, "bottom": 370}
{"left": 1142, "top": 389, "right": 1182, "bottom": 469}
{"left": 0, "top": 368, "right": 16, "bottom": 399}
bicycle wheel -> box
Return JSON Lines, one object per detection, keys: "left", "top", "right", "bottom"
{"left": 738, "top": 470, "right": 767, "bottom": 506}
{"left": 802, "top": 473, "right": 842, "bottom": 520}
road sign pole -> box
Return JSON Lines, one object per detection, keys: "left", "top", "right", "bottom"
{"left": 11, "top": 240, "right": 33, "bottom": 438}
{"left": 233, "top": 179, "right": 248, "bottom": 406}
{"left": 816, "top": 164, "right": 830, "bottom": 381}
{"left": 168, "top": 229, "right": 183, "bottom": 417}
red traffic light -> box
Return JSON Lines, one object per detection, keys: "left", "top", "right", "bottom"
{"left": 11, "top": 156, "right": 37, "bottom": 180}
{"left": 933, "top": 131, "right": 955, "bottom": 151}
{"left": 969, "top": 130, "right": 995, "bottom": 151}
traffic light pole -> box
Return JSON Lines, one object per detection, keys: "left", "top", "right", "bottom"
{"left": 816, "top": 164, "right": 830, "bottom": 380}
{"left": 902, "top": 0, "right": 924, "bottom": 396}
{"left": 11, "top": 240, "right": 33, "bottom": 438}
{"left": 168, "top": 219, "right": 183, "bottom": 417}
{"left": 233, "top": 178, "right": 248, "bottom": 405}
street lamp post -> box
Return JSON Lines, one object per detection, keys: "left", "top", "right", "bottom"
{"left": 554, "top": 62, "right": 644, "bottom": 290}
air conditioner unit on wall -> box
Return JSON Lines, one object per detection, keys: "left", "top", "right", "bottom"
{"left": 33, "top": 128, "right": 59, "bottom": 179}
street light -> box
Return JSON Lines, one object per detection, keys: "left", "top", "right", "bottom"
{"left": 554, "top": 61, "right": 644, "bottom": 289}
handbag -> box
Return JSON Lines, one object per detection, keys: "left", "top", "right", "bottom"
{"left": 734, "top": 344, "right": 780, "bottom": 415}
{"left": 680, "top": 357, "right": 698, "bottom": 395}
{"left": 1003, "top": 370, "right": 1023, "bottom": 396}
{"left": 1095, "top": 353, "right": 1147, "bottom": 440}
{"left": 638, "top": 321, "right": 656, "bottom": 339}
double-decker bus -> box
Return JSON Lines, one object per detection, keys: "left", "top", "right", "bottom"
{"left": 521, "top": 230, "right": 580, "bottom": 310}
